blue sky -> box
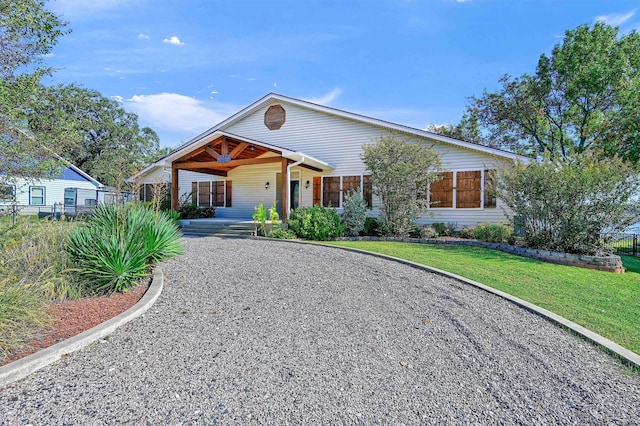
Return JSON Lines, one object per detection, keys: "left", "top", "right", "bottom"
{"left": 43, "top": 0, "right": 640, "bottom": 148}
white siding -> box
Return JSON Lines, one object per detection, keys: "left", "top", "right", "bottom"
{"left": 139, "top": 98, "right": 514, "bottom": 225}
{"left": 224, "top": 100, "right": 511, "bottom": 226}
{"left": 4, "top": 177, "right": 99, "bottom": 215}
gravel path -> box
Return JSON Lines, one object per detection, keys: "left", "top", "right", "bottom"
{"left": 1, "top": 237, "right": 639, "bottom": 424}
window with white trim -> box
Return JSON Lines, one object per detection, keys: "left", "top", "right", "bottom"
{"left": 321, "top": 175, "right": 373, "bottom": 208}
{"left": 192, "top": 180, "right": 227, "bottom": 207}
{"left": 29, "top": 186, "right": 45, "bottom": 205}
{"left": 428, "top": 169, "right": 496, "bottom": 209}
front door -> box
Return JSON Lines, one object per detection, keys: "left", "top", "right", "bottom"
{"left": 275, "top": 172, "right": 300, "bottom": 217}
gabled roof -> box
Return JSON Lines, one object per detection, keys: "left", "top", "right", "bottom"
{"left": 195, "top": 93, "right": 529, "bottom": 161}
{"left": 138, "top": 92, "right": 531, "bottom": 178}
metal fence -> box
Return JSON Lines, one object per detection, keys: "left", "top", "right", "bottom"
{"left": 601, "top": 233, "right": 638, "bottom": 256}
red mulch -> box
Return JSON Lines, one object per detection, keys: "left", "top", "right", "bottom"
{"left": 0, "top": 283, "right": 149, "bottom": 367}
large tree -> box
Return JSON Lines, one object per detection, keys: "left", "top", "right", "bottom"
{"left": 468, "top": 22, "right": 640, "bottom": 163}
{"left": 28, "top": 84, "right": 161, "bottom": 186}
{"left": 362, "top": 133, "right": 442, "bottom": 236}
{"left": 0, "top": 0, "right": 68, "bottom": 184}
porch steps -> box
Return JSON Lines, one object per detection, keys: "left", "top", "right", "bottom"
{"left": 179, "top": 220, "right": 255, "bottom": 237}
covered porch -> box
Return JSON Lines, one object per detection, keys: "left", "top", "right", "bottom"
{"left": 164, "top": 131, "right": 333, "bottom": 222}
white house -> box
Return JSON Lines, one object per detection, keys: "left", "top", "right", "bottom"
{"left": 1, "top": 163, "right": 105, "bottom": 216}
{"left": 134, "top": 93, "right": 530, "bottom": 227}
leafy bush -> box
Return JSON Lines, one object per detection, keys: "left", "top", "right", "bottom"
{"left": 178, "top": 204, "right": 216, "bottom": 219}
{"left": 361, "top": 217, "right": 381, "bottom": 236}
{"left": 66, "top": 204, "right": 183, "bottom": 294}
{"left": 432, "top": 222, "right": 457, "bottom": 237}
{"left": 267, "top": 228, "right": 297, "bottom": 239}
{"left": 497, "top": 153, "right": 640, "bottom": 254}
{"left": 341, "top": 189, "right": 367, "bottom": 236}
{"left": 460, "top": 223, "right": 515, "bottom": 244}
{"left": 420, "top": 225, "right": 438, "bottom": 239}
{"left": 362, "top": 132, "right": 442, "bottom": 236}
{"left": 288, "top": 205, "right": 344, "bottom": 240}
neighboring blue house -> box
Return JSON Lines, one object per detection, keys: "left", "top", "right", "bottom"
{"left": 0, "top": 163, "right": 105, "bottom": 216}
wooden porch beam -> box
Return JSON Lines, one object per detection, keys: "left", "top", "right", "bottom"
{"left": 171, "top": 165, "right": 179, "bottom": 212}
{"left": 221, "top": 136, "right": 229, "bottom": 155}
{"left": 281, "top": 158, "right": 288, "bottom": 223}
{"left": 229, "top": 142, "right": 249, "bottom": 159}
{"left": 176, "top": 156, "right": 283, "bottom": 169}
{"left": 204, "top": 146, "right": 219, "bottom": 160}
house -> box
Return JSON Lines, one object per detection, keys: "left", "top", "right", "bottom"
{"left": 134, "top": 93, "right": 530, "bottom": 227}
{"left": 0, "top": 163, "right": 105, "bottom": 217}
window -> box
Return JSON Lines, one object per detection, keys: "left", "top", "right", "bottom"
{"left": 321, "top": 175, "right": 373, "bottom": 208}
{"left": 456, "top": 171, "right": 481, "bottom": 208}
{"left": 322, "top": 176, "right": 340, "bottom": 207}
{"left": 363, "top": 175, "right": 373, "bottom": 208}
{"left": 64, "top": 188, "right": 76, "bottom": 206}
{"left": 0, "top": 185, "right": 15, "bottom": 202}
{"left": 193, "top": 180, "right": 229, "bottom": 207}
{"left": 429, "top": 170, "right": 496, "bottom": 209}
{"left": 484, "top": 169, "right": 497, "bottom": 208}
{"left": 429, "top": 172, "right": 454, "bottom": 208}
{"left": 198, "top": 182, "right": 210, "bottom": 207}
{"left": 29, "top": 186, "right": 45, "bottom": 205}
{"left": 212, "top": 181, "right": 225, "bottom": 207}
{"left": 342, "top": 176, "right": 361, "bottom": 203}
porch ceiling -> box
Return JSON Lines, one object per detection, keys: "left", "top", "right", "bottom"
{"left": 171, "top": 134, "right": 333, "bottom": 175}
{"left": 172, "top": 135, "right": 282, "bottom": 176}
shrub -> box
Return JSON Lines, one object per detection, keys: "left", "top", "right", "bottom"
{"left": 497, "top": 153, "right": 640, "bottom": 254}
{"left": 362, "top": 132, "right": 442, "bottom": 236}
{"left": 268, "top": 228, "right": 297, "bottom": 239}
{"left": 178, "top": 204, "right": 216, "bottom": 219}
{"left": 461, "top": 223, "right": 515, "bottom": 244}
{"left": 420, "top": 225, "right": 438, "bottom": 239}
{"left": 432, "top": 222, "right": 457, "bottom": 237}
{"left": 288, "top": 205, "right": 344, "bottom": 240}
{"left": 361, "top": 217, "right": 381, "bottom": 236}
{"left": 341, "top": 189, "right": 367, "bottom": 236}
{"left": 66, "top": 204, "right": 183, "bottom": 294}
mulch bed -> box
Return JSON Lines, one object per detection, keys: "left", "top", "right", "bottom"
{"left": 1, "top": 283, "right": 149, "bottom": 367}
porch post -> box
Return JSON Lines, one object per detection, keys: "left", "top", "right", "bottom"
{"left": 171, "top": 164, "right": 179, "bottom": 212}
{"left": 281, "top": 158, "right": 288, "bottom": 223}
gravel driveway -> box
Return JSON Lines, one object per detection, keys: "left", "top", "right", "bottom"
{"left": 1, "top": 237, "right": 639, "bottom": 424}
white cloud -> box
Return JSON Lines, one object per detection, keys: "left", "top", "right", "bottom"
{"left": 163, "top": 36, "right": 185, "bottom": 46}
{"left": 126, "top": 93, "right": 227, "bottom": 133}
{"left": 305, "top": 87, "right": 343, "bottom": 105}
{"left": 111, "top": 95, "right": 123, "bottom": 103}
{"left": 138, "top": 33, "right": 150, "bottom": 39}
{"left": 596, "top": 10, "right": 635, "bottom": 26}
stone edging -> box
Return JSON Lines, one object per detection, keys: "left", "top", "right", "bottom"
{"left": 336, "top": 237, "right": 624, "bottom": 273}
{"left": 0, "top": 267, "right": 164, "bottom": 389}
{"left": 276, "top": 238, "right": 639, "bottom": 368}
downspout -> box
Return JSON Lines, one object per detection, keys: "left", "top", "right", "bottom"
{"left": 286, "top": 156, "right": 305, "bottom": 215}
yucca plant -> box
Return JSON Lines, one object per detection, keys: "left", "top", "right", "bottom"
{"left": 66, "top": 203, "right": 183, "bottom": 294}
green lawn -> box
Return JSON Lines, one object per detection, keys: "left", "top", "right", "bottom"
{"left": 326, "top": 241, "right": 640, "bottom": 355}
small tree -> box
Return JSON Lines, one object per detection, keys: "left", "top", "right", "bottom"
{"left": 496, "top": 152, "right": 639, "bottom": 255}
{"left": 341, "top": 189, "right": 367, "bottom": 236}
{"left": 362, "top": 132, "right": 442, "bottom": 236}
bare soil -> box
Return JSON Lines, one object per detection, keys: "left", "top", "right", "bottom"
{"left": 0, "top": 283, "right": 149, "bottom": 367}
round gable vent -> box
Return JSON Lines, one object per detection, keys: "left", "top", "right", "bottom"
{"left": 264, "top": 104, "right": 286, "bottom": 130}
